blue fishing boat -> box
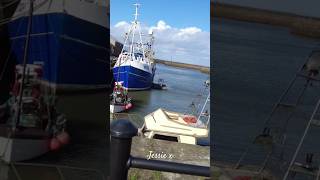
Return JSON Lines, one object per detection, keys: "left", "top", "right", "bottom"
{"left": 113, "top": 3, "right": 156, "bottom": 90}
{"left": 7, "top": 0, "right": 109, "bottom": 91}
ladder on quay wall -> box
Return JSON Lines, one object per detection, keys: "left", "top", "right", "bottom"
{"left": 234, "top": 50, "right": 320, "bottom": 177}
{"left": 282, "top": 98, "right": 320, "bottom": 179}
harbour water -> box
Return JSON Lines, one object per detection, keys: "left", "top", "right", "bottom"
{"left": 213, "top": 17, "right": 320, "bottom": 176}
{"left": 0, "top": 91, "right": 108, "bottom": 180}
{"left": 131, "top": 64, "right": 210, "bottom": 116}
{"left": 112, "top": 63, "right": 210, "bottom": 144}
{"left": 0, "top": 63, "right": 209, "bottom": 179}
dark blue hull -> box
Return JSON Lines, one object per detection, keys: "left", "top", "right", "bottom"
{"left": 113, "top": 65, "right": 154, "bottom": 90}
{"left": 8, "top": 13, "right": 109, "bottom": 90}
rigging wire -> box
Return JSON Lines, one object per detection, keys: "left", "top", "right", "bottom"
{"left": 13, "top": 0, "right": 34, "bottom": 130}
{"left": 0, "top": 8, "right": 24, "bottom": 82}
{"left": 184, "top": 81, "right": 209, "bottom": 116}
{"left": 0, "top": 0, "right": 49, "bottom": 81}
{"left": 0, "top": 0, "right": 49, "bottom": 27}
{"left": 235, "top": 50, "right": 320, "bottom": 172}
{"left": 0, "top": 0, "right": 20, "bottom": 9}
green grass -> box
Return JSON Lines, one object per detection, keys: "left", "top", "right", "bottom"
{"left": 129, "top": 171, "right": 139, "bottom": 180}
{"left": 152, "top": 171, "right": 162, "bottom": 180}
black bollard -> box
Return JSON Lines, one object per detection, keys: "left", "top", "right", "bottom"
{"left": 110, "top": 119, "right": 137, "bottom": 180}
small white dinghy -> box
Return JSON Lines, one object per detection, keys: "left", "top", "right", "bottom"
{"left": 110, "top": 82, "right": 133, "bottom": 113}
{"left": 141, "top": 108, "right": 208, "bottom": 145}
{"left": 141, "top": 80, "right": 210, "bottom": 145}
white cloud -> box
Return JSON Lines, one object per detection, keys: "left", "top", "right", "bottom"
{"left": 178, "top": 27, "right": 202, "bottom": 36}
{"left": 111, "top": 20, "right": 210, "bottom": 66}
{"left": 114, "top": 21, "right": 130, "bottom": 28}
{"left": 150, "top": 20, "right": 172, "bottom": 31}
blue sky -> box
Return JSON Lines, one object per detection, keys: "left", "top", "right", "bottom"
{"left": 110, "top": 0, "right": 210, "bottom": 66}
{"left": 111, "top": 0, "right": 210, "bottom": 31}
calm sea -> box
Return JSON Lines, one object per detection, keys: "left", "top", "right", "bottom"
{"left": 212, "top": 17, "right": 320, "bottom": 177}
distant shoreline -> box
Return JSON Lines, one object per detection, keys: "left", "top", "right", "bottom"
{"left": 212, "top": 2, "right": 320, "bottom": 39}
{"left": 155, "top": 59, "right": 210, "bottom": 74}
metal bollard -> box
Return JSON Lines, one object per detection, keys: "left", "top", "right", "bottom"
{"left": 110, "top": 119, "right": 137, "bottom": 180}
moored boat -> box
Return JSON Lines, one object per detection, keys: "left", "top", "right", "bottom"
{"left": 141, "top": 108, "right": 208, "bottom": 145}
{"left": 152, "top": 79, "right": 167, "bottom": 90}
{"left": 113, "top": 3, "right": 156, "bottom": 90}
{"left": 0, "top": 64, "right": 69, "bottom": 162}
{"left": 110, "top": 82, "right": 133, "bottom": 113}
{"left": 7, "top": 0, "right": 109, "bottom": 91}
{"left": 140, "top": 80, "right": 210, "bottom": 145}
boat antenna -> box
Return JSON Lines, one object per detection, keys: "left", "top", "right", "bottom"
{"left": 133, "top": 3, "right": 140, "bottom": 22}
{"left": 14, "top": 0, "right": 34, "bottom": 131}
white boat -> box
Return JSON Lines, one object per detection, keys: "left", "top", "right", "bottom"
{"left": 110, "top": 102, "right": 133, "bottom": 113}
{"left": 0, "top": 129, "right": 51, "bottom": 162}
{"left": 0, "top": 64, "right": 69, "bottom": 163}
{"left": 141, "top": 80, "right": 210, "bottom": 145}
{"left": 142, "top": 108, "right": 209, "bottom": 145}
{"left": 110, "top": 82, "right": 133, "bottom": 113}
{"left": 0, "top": 1, "right": 69, "bottom": 163}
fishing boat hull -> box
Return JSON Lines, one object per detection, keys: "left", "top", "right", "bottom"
{"left": 112, "top": 4, "right": 156, "bottom": 91}
{"left": 113, "top": 65, "right": 155, "bottom": 90}
{"left": 0, "top": 136, "right": 50, "bottom": 163}
{"left": 110, "top": 103, "right": 132, "bottom": 113}
{"left": 8, "top": 0, "right": 109, "bottom": 91}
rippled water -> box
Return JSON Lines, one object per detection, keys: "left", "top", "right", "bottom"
{"left": 213, "top": 17, "right": 320, "bottom": 177}
{"left": 112, "top": 64, "right": 210, "bottom": 143}
{"left": 0, "top": 63, "right": 209, "bottom": 179}
{"left": 130, "top": 64, "right": 210, "bottom": 116}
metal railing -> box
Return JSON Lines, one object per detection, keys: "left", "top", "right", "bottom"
{"left": 110, "top": 119, "right": 210, "bottom": 180}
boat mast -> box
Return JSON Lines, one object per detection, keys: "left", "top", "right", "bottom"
{"left": 130, "top": 3, "right": 139, "bottom": 59}
{"left": 115, "top": 4, "right": 139, "bottom": 83}
{"left": 14, "top": 0, "right": 34, "bottom": 130}
{"left": 196, "top": 80, "right": 210, "bottom": 127}
{"left": 134, "top": 3, "right": 139, "bottom": 22}
{"left": 134, "top": 3, "right": 146, "bottom": 60}
{"left": 197, "top": 92, "right": 210, "bottom": 124}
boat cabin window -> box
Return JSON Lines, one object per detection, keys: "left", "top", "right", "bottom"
{"left": 153, "top": 134, "right": 178, "bottom": 142}
{"left": 134, "top": 53, "right": 143, "bottom": 59}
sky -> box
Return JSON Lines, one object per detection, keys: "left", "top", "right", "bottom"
{"left": 216, "top": 0, "right": 320, "bottom": 18}
{"left": 110, "top": 0, "right": 210, "bottom": 67}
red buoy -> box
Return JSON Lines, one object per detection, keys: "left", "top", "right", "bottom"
{"left": 125, "top": 103, "right": 132, "bottom": 110}
{"left": 50, "top": 138, "right": 61, "bottom": 151}
{"left": 56, "top": 132, "right": 70, "bottom": 145}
